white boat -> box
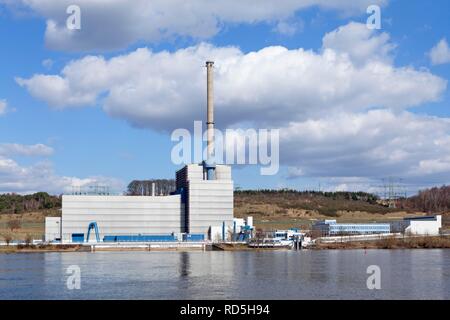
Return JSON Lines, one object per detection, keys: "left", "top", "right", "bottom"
{"left": 248, "top": 238, "right": 293, "bottom": 249}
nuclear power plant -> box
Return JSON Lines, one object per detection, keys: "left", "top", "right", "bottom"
{"left": 45, "top": 61, "right": 237, "bottom": 244}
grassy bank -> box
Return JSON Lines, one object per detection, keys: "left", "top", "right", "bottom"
{"left": 0, "top": 210, "right": 59, "bottom": 241}
{"left": 314, "top": 236, "right": 450, "bottom": 250}
{"left": 0, "top": 244, "right": 85, "bottom": 253}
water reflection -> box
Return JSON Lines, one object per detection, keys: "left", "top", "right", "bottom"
{"left": 0, "top": 250, "right": 449, "bottom": 300}
{"left": 179, "top": 252, "right": 190, "bottom": 278}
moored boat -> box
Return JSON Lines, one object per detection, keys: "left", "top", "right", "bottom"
{"left": 248, "top": 238, "right": 293, "bottom": 249}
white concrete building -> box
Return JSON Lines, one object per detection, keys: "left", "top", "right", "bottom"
{"left": 176, "top": 164, "right": 233, "bottom": 236}
{"left": 57, "top": 164, "right": 233, "bottom": 243}
{"left": 61, "top": 194, "right": 184, "bottom": 242}
{"left": 392, "top": 215, "right": 442, "bottom": 236}
{"left": 45, "top": 217, "right": 61, "bottom": 242}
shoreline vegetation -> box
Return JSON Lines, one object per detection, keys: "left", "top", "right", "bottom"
{"left": 314, "top": 235, "right": 450, "bottom": 250}
{"left": 2, "top": 236, "right": 450, "bottom": 253}
{"left": 0, "top": 244, "right": 87, "bottom": 253}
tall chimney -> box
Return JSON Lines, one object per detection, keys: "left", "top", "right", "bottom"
{"left": 204, "top": 61, "right": 216, "bottom": 180}
{"left": 206, "top": 61, "right": 214, "bottom": 160}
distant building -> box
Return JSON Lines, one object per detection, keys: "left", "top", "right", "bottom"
{"left": 311, "top": 215, "right": 443, "bottom": 238}
{"left": 312, "top": 220, "right": 391, "bottom": 236}
{"left": 391, "top": 215, "right": 442, "bottom": 236}
{"left": 45, "top": 217, "right": 61, "bottom": 242}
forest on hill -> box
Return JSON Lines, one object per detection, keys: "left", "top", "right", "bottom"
{"left": 234, "top": 189, "right": 392, "bottom": 217}
{"left": 0, "top": 192, "right": 61, "bottom": 214}
{"left": 0, "top": 184, "right": 449, "bottom": 216}
{"left": 400, "top": 185, "right": 450, "bottom": 213}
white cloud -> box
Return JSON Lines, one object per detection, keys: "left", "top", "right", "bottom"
{"left": 16, "top": 73, "right": 98, "bottom": 108}
{"left": 273, "top": 20, "right": 304, "bottom": 36}
{"left": 415, "top": 158, "right": 450, "bottom": 176}
{"left": 0, "top": 156, "right": 124, "bottom": 194}
{"left": 0, "top": 99, "right": 7, "bottom": 115}
{"left": 322, "top": 21, "right": 395, "bottom": 65}
{"left": 282, "top": 110, "right": 450, "bottom": 181}
{"left": 4, "top": 0, "right": 388, "bottom": 51}
{"left": 325, "top": 177, "right": 379, "bottom": 193}
{"left": 0, "top": 142, "right": 123, "bottom": 194}
{"left": 429, "top": 38, "right": 450, "bottom": 65}
{"left": 15, "top": 22, "right": 450, "bottom": 189}
{"left": 0, "top": 143, "right": 54, "bottom": 157}
{"left": 42, "top": 58, "right": 53, "bottom": 69}
{"left": 17, "top": 23, "right": 447, "bottom": 132}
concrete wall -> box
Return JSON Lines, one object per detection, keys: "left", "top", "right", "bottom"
{"left": 215, "top": 165, "right": 232, "bottom": 180}
{"left": 181, "top": 164, "right": 234, "bottom": 237}
{"left": 407, "top": 216, "right": 442, "bottom": 236}
{"left": 45, "top": 217, "right": 61, "bottom": 242}
{"left": 209, "top": 226, "right": 223, "bottom": 242}
{"left": 61, "top": 195, "right": 183, "bottom": 242}
{"left": 187, "top": 180, "right": 234, "bottom": 236}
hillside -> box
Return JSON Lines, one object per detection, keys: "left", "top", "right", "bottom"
{"left": 0, "top": 192, "right": 61, "bottom": 215}
{"left": 234, "top": 189, "right": 428, "bottom": 230}
{"left": 235, "top": 189, "right": 392, "bottom": 216}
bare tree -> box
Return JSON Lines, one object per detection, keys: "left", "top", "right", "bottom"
{"left": 404, "top": 185, "right": 450, "bottom": 213}
{"left": 127, "top": 179, "right": 176, "bottom": 196}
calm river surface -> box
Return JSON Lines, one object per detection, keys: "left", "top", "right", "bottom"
{"left": 1, "top": 250, "right": 449, "bottom": 299}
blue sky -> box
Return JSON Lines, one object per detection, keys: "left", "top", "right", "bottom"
{"left": 1, "top": 0, "right": 450, "bottom": 195}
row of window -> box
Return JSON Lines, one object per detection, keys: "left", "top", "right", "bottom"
{"left": 330, "top": 226, "right": 390, "bottom": 231}
{"left": 329, "top": 231, "right": 390, "bottom": 235}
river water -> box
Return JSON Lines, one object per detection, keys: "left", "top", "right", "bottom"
{"left": 0, "top": 250, "right": 449, "bottom": 300}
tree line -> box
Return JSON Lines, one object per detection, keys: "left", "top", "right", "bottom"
{"left": 400, "top": 185, "right": 450, "bottom": 213}
{"left": 126, "top": 179, "right": 176, "bottom": 196}
{"left": 0, "top": 192, "right": 61, "bottom": 214}
{"left": 1, "top": 184, "right": 448, "bottom": 214}
{"left": 235, "top": 189, "right": 380, "bottom": 204}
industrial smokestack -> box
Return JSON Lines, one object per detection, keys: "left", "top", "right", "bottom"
{"left": 204, "top": 61, "right": 216, "bottom": 180}
{"left": 206, "top": 61, "right": 214, "bottom": 160}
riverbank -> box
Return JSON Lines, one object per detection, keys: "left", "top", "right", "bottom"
{"left": 0, "top": 244, "right": 86, "bottom": 253}
{"left": 0, "top": 241, "right": 209, "bottom": 253}
{"left": 314, "top": 236, "right": 450, "bottom": 250}
{"left": 3, "top": 236, "right": 450, "bottom": 253}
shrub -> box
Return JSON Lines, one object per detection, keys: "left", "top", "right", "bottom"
{"left": 2, "top": 233, "right": 12, "bottom": 245}
{"left": 24, "top": 234, "right": 32, "bottom": 246}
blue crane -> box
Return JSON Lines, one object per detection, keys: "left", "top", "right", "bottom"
{"left": 86, "top": 221, "right": 100, "bottom": 242}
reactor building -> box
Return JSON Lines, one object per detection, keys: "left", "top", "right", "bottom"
{"left": 46, "top": 61, "right": 234, "bottom": 243}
